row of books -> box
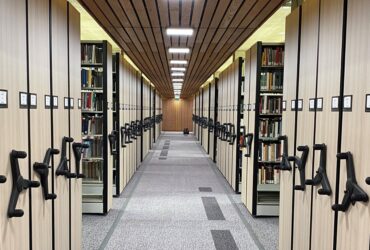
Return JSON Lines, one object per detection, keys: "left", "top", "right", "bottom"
{"left": 82, "top": 138, "right": 103, "bottom": 158}
{"left": 259, "top": 118, "right": 281, "bottom": 138}
{"left": 82, "top": 115, "right": 103, "bottom": 135}
{"left": 260, "top": 71, "right": 283, "bottom": 91}
{"left": 258, "top": 166, "right": 280, "bottom": 184}
{"left": 81, "top": 44, "right": 103, "bottom": 64}
{"left": 82, "top": 92, "right": 103, "bottom": 111}
{"left": 258, "top": 143, "right": 282, "bottom": 162}
{"left": 259, "top": 96, "right": 282, "bottom": 114}
{"left": 82, "top": 161, "right": 103, "bottom": 182}
{"left": 81, "top": 68, "right": 103, "bottom": 89}
{"left": 261, "top": 47, "right": 284, "bottom": 66}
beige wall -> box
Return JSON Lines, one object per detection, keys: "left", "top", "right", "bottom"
{"left": 162, "top": 97, "right": 194, "bottom": 131}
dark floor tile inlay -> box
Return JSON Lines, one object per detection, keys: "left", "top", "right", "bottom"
{"left": 199, "top": 187, "right": 213, "bottom": 192}
{"left": 160, "top": 150, "right": 168, "bottom": 157}
{"left": 211, "top": 230, "right": 238, "bottom": 250}
{"left": 201, "top": 197, "right": 225, "bottom": 220}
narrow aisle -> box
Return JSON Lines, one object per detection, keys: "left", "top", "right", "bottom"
{"left": 83, "top": 133, "right": 278, "bottom": 250}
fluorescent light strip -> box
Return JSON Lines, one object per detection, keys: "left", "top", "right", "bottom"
{"left": 166, "top": 28, "right": 193, "bottom": 36}
{"left": 168, "top": 48, "right": 190, "bottom": 54}
{"left": 172, "top": 79, "right": 183, "bottom": 82}
{"left": 171, "top": 67, "right": 186, "bottom": 71}
{"left": 170, "top": 60, "right": 188, "bottom": 65}
{"left": 172, "top": 72, "right": 185, "bottom": 76}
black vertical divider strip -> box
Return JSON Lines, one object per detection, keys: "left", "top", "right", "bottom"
{"left": 291, "top": 7, "right": 302, "bottom": 250}
{"left": 103, "top": 41, "right": 108, "bottom": 214}
{"left": 153, "top": 89, "right": 156, "bottom": 143}
{"left": 214, "top": 79, "right": 218, "bottom": 163}
{"left": 25, "top": 0, "right": 33, "bottom": 248}
{"left": 49, "top": 0, "right": 56, "bottom": 247}
{"left": 309, "top": 1, "right": 322, "bottom": 249}
{"left": 333, "top": 0, "right": 348, "bottom": 249}
{"left": 236, "top": 58, "right": 243, "bottom": 193}
{"left": 198, "top": 93, "right": 200, "bottom": 140}
{"left": 252, "top": 42, "right": 262, "bottom": 216}
{"left": 149, "top": 85, "right": 151, "bottom": 149}
{"left": 66, "top": 3, "right": 72, "bottom": 250}
{"left": 208, "top": 83, "right": 211, "bottom": 154}
{"left": 201, "top": 89, "right": 204, "bottom": 145}
{"left": 140, "top": 76, "right": 143, "bottom": 162}
{"left": 116, "top": 53, "right": 120, "bottom": 195}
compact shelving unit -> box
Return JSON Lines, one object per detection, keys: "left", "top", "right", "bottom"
{"left": 81, "top": 40, "right": 112, "bottom": 214}
{"left": 244, "top": 42, "right": 284, "bottom": 216}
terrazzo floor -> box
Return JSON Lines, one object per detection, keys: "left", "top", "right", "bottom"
{"left": 82, "top": 132, "right": 278, "bottom": 250}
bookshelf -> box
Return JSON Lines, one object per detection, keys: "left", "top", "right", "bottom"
{"left": 81, "top": 41, "right": 112, "bottom": 214}
{"left": 244, "top": 42, "right": 284, "bottom": 216}
{"left": 112, "top": 53, "right": 120, "bottom": 196}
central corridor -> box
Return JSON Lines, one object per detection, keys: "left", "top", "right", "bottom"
{"left": 83, "top": 133, "right": 278, "bottom": 250}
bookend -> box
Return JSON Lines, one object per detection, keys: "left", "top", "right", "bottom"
{"left": 72, "top": 142, "right": 89, "bottom": 178}
{"left": 305, "top": 144, "right": 331, "bottom": 195}
{"left": 8, "top": 150, "right": 40, "bottom": 218}
{"left": 244, "top": 133, "right": 254, "bottom": 157}
{"left": 332, "top": 152, "right": 368, "bottom": 212}
{"left": 56, "top": 136, "right": 76, "bottom": 178}
{"left": 108, "top": 130, "right": 118, "bottom": 155}
{"left": 33, "top": 148, "right": 59, "bottom": 200}
{"left": 289, "top": 145, "right": 309, "bottom": 191}
{"left": 276, "top": 135, "right": 292, "bottom": 171}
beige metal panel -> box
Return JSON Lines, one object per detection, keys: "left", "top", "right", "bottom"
{"left": 279, "top": 7, "right": 300, "bottom": 250}
{"left": 337, "top": 0, "right": 370, "bottom": 249}
{"left": 242, "top": 49, "right": 252, "bottom": 206}
{"left": 293, "top": 0, "right": 319, "bottom": 249}
{"left": 52, "top": 0, "right": 70, "bottom": 248}
{"left": 68, "top": 4, "right": 82, "bottom": 250}
{"left": 28, "top": 0, "right": 53, "bottom": 248}
{"left": 246, "top": 44, "right": 258, "bottom": 213}
{"left": 310, "top": 0, "right": 343, "bottom": 249}
{"left": 0, "top": 0, "right": 29, "bottom": 249}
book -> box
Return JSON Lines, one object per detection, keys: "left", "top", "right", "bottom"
{"left": 261, "top": 47, "right": 284, "bottom": 66}
{"left": 81, "top": 68, "right": 103, "bottom": 88}
{"left": 258, "top": 143, "right": 282, "bottom": 162}
{"left": 260, "top": 71, "right": 283, "bottom": 91}
{"left": 259, "top": 96, "right": 282, "bottom": 114}
{"left": 82, "top": 115, "right": 103, "bottom": 135}
{"left": 82, "top": 160, "right": 103, "bottom": 182}
{"left": 82, "top": 92, "right": 103, "bottom": 111}
{"left": 258, "top": 166, "right": 280, "bottom": 184}
{"left": 81, "top": 44, "right": 103, "bottom": 64}
{"left": 259, "top": 118, "right": 282, "bottom": 138}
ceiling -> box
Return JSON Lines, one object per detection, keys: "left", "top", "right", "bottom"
{"left": 77, "top": 0, "right": 285, "bottom": 98}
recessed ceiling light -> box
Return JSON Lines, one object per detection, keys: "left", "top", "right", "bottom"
{"left": 170, "top": 60, "right": 188, "bottom": 65}
{"left": 173, "top": 83, "right": 183, "bottom": 86}
{"left": 172, "top": 79, "right": 183, "bottom": 82}
{"left": 172, "top": 72, "right": 185, "bottom": 76}
{"left": 166, "top": 28, "right": 194, "bottom": 36}
{"left": 169, "top": 48, "right": 190, "bottom": 54}
{"left": 171, "top": 67, "right": 186, "bottom": 71}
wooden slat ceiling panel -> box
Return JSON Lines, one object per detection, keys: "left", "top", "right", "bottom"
{"left": 78, "top": 0, "right": 284, "bottom": 98}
